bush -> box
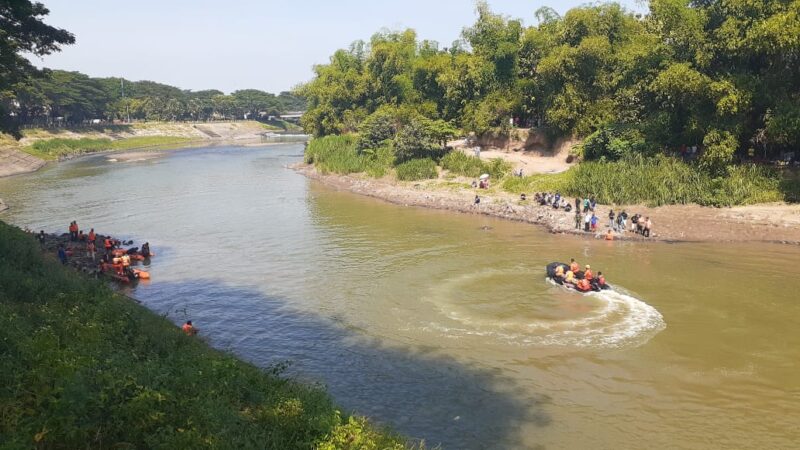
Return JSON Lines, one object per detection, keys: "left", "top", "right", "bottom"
{"left": 305, "top": 135, "right": 393, "bottom": 176}
{"left": 581, "top": 125, "right": 648, "bottom": 161}
{"left": 440, "top": 151, "right": 511, "bottom": 179}
{"left": 395, "top": 158, "right": 438, "bottom": 181}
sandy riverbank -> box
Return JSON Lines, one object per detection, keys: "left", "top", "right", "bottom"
{"left": 295, "top": 163, "right": 800, "bottom": 245}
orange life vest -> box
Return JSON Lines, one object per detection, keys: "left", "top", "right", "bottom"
{"left": 577, "top": 279, "right": 591, "bottom": 291}
{"left": 104, "top": 238, "right": 112, "bottom": 249}
{"left": 182, "top": 324, "right": 195, "bottom": 335}
{"left": 570, "top": 262, "right": 579, "bottom": 273}
{"left": 598, "top": 275, "right": 606, "bottom": 286}
{"left": 88, "top": 231, "right": 95, "bottom": 242}
{"left": 584, "top": 269, "right": 593, "bottom": 280}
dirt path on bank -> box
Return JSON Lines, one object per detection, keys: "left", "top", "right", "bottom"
{"left": 295, "top": 164, "right": 800, "bottom": 245}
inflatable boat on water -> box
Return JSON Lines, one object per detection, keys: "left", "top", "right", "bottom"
{"left": 546, "top": 262, "right": 611, "bottom": 292}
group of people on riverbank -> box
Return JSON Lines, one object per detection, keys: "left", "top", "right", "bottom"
{"left": 532, "top": 192, "right": 573, "bottom": 212}
{"left": 35, "top": 221, "right": 153, "bottom": 280}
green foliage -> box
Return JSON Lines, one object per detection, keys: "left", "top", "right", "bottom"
{"left": 0, "top": 0, "right": 74, "bottom": 137}
{"left": 8, "top": 69, "right": 305, "bottom": 127}
{"left": 700, "top": 129, "right": 738, "bottom": 175}
{"left": 304, "top": 135, "right": 393, "bottom": 176}
{"left": 0, "top": 222, "right": 408, "bottom": 449}
{"left": 581, "top": 125, "right": 649, "bottom": 161}
{"left": 395, "top": 158, "right": 438, "bottom": 181}
{"left": 502, "top": 155, "right": 790, "bottom": 206}
{"left": 297, "top": 0, "right": 800, "bottom": 173}
{"left": 440, "top": 151, "right": 511, "bottom": 179}
{"left": 25, "top": 136, "right": 193, "bottom": 160}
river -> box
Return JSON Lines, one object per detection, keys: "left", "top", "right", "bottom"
{"left": 1, "top": 144, "right": 798, "bottom": 449}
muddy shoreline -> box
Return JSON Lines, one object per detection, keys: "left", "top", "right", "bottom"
{"left": 294, "top": 163, "right": 800, "bottom": 245}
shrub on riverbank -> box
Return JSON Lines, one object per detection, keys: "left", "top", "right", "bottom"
{"left": 501, "top": 156, "right": 795, "bottom": 206}
{"left": 395, "top": 158, "right": 438, "bottom": 181}
{"left": 440, "top": 151, "right": 511, "bottom": 180}
{"left": 304, "top": 135, "right": 393, "bottom": 177}
{"left": 0, "top": 222, "right": 408, "bottom": 449}
{"left": 26, "top": 136, "right": 192, "bottom": 160}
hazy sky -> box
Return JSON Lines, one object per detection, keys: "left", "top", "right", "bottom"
{"left": 32, "top": 0, "right": 645, "bottom": 94}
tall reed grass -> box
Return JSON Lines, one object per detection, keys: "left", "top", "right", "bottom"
{"left": 304, "top": 135, "right": 393, "bottom": 177}
{"left": 440, "top": 151, "right": 511, "bottom": 180}
{"left": 501, "top": 155, "right": 794, "bottom": 206}
{"left": 395, "top": 158, "right": 438, "bottom": 180}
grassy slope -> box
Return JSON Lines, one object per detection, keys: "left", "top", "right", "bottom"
{"left": 0, "top": 222, "right": 407, "bottom": 449}
{"left": 23, "top": 136, "right": 195, "bottom": 160}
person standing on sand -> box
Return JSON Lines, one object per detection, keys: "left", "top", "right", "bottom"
{"left": 584, "top": 211, "right": 592, "bottom": 232}
{"left": 608, "top": 210, "right": 615, "bottom": 230}
{"left": 575, "top": 197, "right": 581, "bottom": 211}
{"left": 474, "top": 195, "right": 480, "bottom": 205}
{"left": 575, "top": 210, "right": 582, "bottom": 229}
{"left": 619, "top": 210, "right": 628, "bottom": 231}
{"left": 591, "top": 213, "right": 598, "bottom": 231}
{"left": 644, "top": 217, "right": 652, "bottom": 237}
{"left": 583, "top": 198, "right": 590, "bottom": 213}
{"left": 590, "top": 196, "right": 597, "bottom": 211}
{"left": 88, "top": 228, "right": 95, "bottom": 243}
{"left": 38, "top": 230, "right": 46, "bottom": 249}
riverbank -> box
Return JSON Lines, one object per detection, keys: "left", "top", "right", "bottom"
{"left": 0, "top": 121, "right": 291, "bottom": 177}
{"left": 0, "top": 221, "right": 408, "bottom": 449}
{"left": 295, "top": 163, "right": 800, "bottom": 245}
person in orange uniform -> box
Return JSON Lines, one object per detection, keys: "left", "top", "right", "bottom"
{"left": 583, "top": 265, "right": 593, "bottom": 281}
{"left": 182, "top": 320, "right": 198, "bottom": 336}
{"left": 576, "top": 278, "right": 592, "bottom": 292}
{"left": 569, "top": 258, "right": 580, "bottom": 274}
{"left": 88, "top": 228, "right": 96, "bottom": 243}
{"left": 596, "top": 271, "right": 606, "bottom": 288}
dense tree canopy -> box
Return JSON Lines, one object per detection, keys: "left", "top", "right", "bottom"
{"left": 298, "top": 0, "right": 800, "bottom": 162}
{"left": 9, "top": 70, "right": 305, "bottom": 126}
{"left": 0, "top": 0, "right": 74, "bottom": 136}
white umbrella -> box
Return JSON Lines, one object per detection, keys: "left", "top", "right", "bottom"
{"left": 479, "top": 173, "right": 490, "bottom": 180}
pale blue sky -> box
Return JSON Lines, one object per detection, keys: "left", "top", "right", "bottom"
{"left": 32, "top": 0, "right": 645, "bottom": 94}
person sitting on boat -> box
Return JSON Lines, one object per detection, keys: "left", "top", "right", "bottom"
{"left": 575, "top": 278, "right": 592, "bottom": 292}
{"left": 569, "top": 258, "right": 580, "bottom": 274}
{"left": 583, "top": 265, "right": 593, "bottom": 281}
{"left": 594, "top": 271, "right": 607, "bottom": 289}
{"left": 554, "top": 264, "right": 565, "bottom": 280}
{"left": 564, "top": 270, "right": 575, "bottom": 284}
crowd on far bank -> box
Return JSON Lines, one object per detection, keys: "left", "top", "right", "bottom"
{"left": 482, "top": 190, "right": 654, "bottom": 239}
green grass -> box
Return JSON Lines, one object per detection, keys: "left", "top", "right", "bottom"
{"left": 0, "top": 222, "right": 409, "bottom": 449}
{"left": 304, "top": 135, "right": 393, "bottom": 177}
{"left": 25, "top": 136, "right": 194, "bottom": 160}
{"left": 440, "top": 151, "right": 511, "bottom": 180}
{"left": 501, "top": 155, "right": 797, "bottom": 206}
{"left": 395, "top": 158, "right": 438, "bottom": 181}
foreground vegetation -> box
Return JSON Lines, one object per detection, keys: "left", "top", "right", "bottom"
{"left": 25, "top": 136, "right": 195, "bottom": 160}
{"left": 0, "top": 222, "right": 408, "bottom": 449}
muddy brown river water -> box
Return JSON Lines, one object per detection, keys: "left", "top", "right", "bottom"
{"left": 1, "top": 144, "right": 798, "bottom": 449}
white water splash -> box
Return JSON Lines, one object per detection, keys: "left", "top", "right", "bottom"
{"left": 419, "top": 271, "right": 666, "bottom": 349}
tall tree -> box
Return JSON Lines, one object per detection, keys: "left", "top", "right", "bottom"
{"left": 1, "top": 0, "right": 74, "bottom": 137}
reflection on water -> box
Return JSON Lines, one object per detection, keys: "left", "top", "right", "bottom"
{"left": 1, "top": 145, "right": 799, "bottom": 449}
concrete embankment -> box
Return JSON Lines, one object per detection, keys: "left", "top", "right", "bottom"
{"left": 0, "top": 147, "right": 45, "bottom": 177}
